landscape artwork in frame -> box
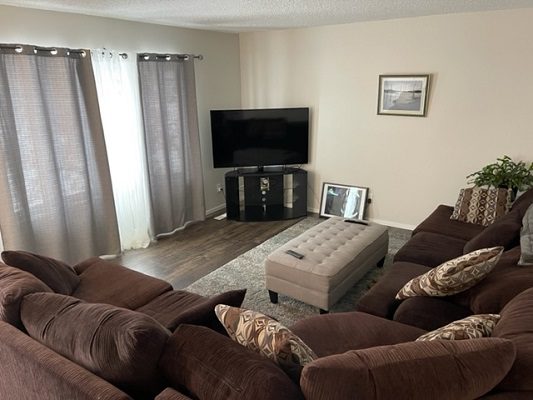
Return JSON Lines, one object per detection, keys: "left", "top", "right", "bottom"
{"left": 377, "top": 75, "right": 429, "bottom": 117}
{"left": 319, "top": 182, "right": 369, "bottom": 220}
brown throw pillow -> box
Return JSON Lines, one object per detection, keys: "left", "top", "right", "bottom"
{"left": 160, "top": 324, "right": 304, "bottom": 400}
{"left": 300, "top": 338, "right": 515, "bottom": 400}
{"left": 396, "top": 246, "right": 503, "bottom": 300}
{"left": 215, "top": 305, "right": 317, "bottom": 374}
{"left": 2, "top": 250, "right": 80, "bottom": 295}
{"left": 416, "top": 314, "right": 500, "bottom": 341}
{"left": 21, "top": 292, "right": 170, "bottom": 398}
{"left": 0, "top": 263, "right": 52, "bottom": 329}
{"left": 450, "top": 187, "right": 512, "bottom": 226}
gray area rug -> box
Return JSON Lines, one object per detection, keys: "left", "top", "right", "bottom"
{"left": 186, "top": 217, "right": 410, "bottom": 326}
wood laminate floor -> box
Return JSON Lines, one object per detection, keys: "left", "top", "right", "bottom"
{"left": 113, "top": 216, "right": 303, "bottom": 289}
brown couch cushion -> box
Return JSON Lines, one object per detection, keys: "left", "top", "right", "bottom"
{"left": 21, "top": 292, "right": 170, "bottom": 398}
{"left": 393, "top": 231, "right": 467, "bottom": 267}
{"left": 0, "top": 321, "right": 133, "bottom": 400}
{"left": 450, "top": 187, "right": 512, "bottom": 227}
{"left": 72, "top": 260, "right": 172, "bottom": 309}
{"left": 2, "top": 250, "right": 79, "bottom": 295}
{"left": 159, "top": 324, "right": 304, "bottom": 400}
{"left": 300, "top": 338, "right": 515, "bottom": 400}
{"left": 466, "top": 247, "right": 533, "bottom": 314}
{"left": 510, "top": 188, "right": 533, "bottom": 214}
{"left": 155, "top": 388, "right": 193, "bottom": 400}
{"left": 464, "top": 209, "right": 522, "bottom": 254}
{"left": 290, "top": 311, "right": 425, "bottom": 357}
{"left": 412, "top": 204, "right": 484, "bottom": 241}
{"left": 0, "top": 263, "right": 52, "bottom": 329}
{"left": 355, "top": 262, "right": 430, "bottom": 318}
{"left": 396, "top": 247, "right": 503, "bottom": 299}
{"left": 493, "top": 287, "right": 533, "bottom": 391}
{"left": 393, "top": 296, "right": 472, "bottom": 331}
{"left": 136, "top": 289, "right": 246, "bottom": 332}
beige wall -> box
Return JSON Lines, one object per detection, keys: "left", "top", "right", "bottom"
{"left": 240, "top": 9, "right": 533, "bottom": 228}
{"left": 0, "top": 5, "right": 241, "bottom": 215}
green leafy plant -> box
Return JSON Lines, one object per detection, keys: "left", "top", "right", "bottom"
{"left": 467, "top": 155, "right": 533, "bottom": 194}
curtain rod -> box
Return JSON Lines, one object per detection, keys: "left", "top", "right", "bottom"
{"left": 0, "top": 44, "right": 87, "bottom": 57}
{"left": 1, "top": 44, "right": 203, "bottom": 61}
{"left": 138, "top": 53, "right": 204, "bottom": 61}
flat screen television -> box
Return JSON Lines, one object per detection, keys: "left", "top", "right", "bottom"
{"left": 210, "top": 107, "right": 309, "bottom": 168}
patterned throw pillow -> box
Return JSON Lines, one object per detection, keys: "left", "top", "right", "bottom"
{"left": 396, "top": 246, "right": 503, "bottom": 300}
{"left": 214, "top": 304, "right": 317, "bottom": 373}
{"left": 416, "top": 314, "right": 500, "bottom": 341}
{"left": 450, "top": 187, "right": 512, "bottom": 226}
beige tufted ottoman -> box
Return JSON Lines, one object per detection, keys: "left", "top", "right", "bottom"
{"left": 265, "top": 217, "right": 389, "bottom": 313}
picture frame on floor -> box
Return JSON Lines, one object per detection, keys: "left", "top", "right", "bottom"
{"left": 377, "top": 74, "right": 430, "bottom": 117}
{"left": 319, "top": 182, "right": 369, "bottom": 220}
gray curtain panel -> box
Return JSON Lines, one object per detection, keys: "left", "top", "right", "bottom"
{"left": 137, "top": 54, "right": 205, "bottom": 235}
{"left": 0, "top": 45, "right": 120, "bottom": 263}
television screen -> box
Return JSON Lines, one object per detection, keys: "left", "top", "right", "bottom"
{"left": 210, "top": 107, "right": 309, "bottom": 168}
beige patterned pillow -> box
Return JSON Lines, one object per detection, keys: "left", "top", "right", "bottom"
{"left": 450, "top": 187, "right": 512, "bottom": 226}
{"left": 396, "top": 246, "right": 503, "bottom": 300}
{"left": 416, "top": 314, "right": 500, "bottom": 341}
{"left": 214, "top": 304, "right": 317, "bottom": 373}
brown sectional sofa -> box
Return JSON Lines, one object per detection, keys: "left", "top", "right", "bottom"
{"left": 0, "top": 254, "right": 246, "bottom": 399}
{"left": 356, "top": 188, "right": 533, "bottom": 331}
{"left": 1, "top": 189, "right": 533, "bottom": 399}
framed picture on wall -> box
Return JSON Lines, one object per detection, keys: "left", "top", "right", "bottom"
{"left": 377, "top": 74, "right": 430, "bottom": 117}
{"left": 319, "top": 182, "right": 369, "bottom": 220}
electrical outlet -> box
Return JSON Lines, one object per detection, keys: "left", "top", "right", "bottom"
{"left": 216, "top": 183, "right": 224, "bottom": 193}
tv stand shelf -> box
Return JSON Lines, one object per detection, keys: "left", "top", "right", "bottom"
{"left": 225, "top": 167, "right": 307, "bottom": 222}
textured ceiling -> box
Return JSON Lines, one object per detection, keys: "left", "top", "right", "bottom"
{"left": 2, "top": 0, "right": 533, "bottom": 32}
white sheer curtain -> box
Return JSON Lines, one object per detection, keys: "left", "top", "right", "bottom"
{"left": 91, "top": 49, "right": 152, "bottom": 250}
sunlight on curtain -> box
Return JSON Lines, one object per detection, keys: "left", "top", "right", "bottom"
{"left": 91, "top": 49, "right": 152, "bottom": 250}
{"left": 137, "top": 54, "right": 206, "bottom": 236}
{"left": 0, "top": 46, "right": 121, "bottom": 262}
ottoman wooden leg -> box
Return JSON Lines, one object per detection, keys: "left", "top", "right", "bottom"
{"left": 377, "top": 256, "right": 386, "bottom": 268}
{"left": 268, "top": 290, "right": 279, "bottom": 304}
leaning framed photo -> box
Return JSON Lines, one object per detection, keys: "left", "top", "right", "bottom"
{"left": 377, "top": 74, "right": 430, "bottom": 117}
{"left": 319, "top": 182, "right": 369, "bottom": 220}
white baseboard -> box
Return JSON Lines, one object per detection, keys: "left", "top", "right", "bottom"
{"left": 307, "top": 207, "right": 415, "bottom": 231}
{"left": 206, "top": 203, "right": 226, "bottom": 217}
{"left": 369, "top": 218, "right": 415, "bottom": 231}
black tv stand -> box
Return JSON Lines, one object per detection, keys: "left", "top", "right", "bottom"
{"left": 225, "top": 167, "right": 307, "bottom": 221}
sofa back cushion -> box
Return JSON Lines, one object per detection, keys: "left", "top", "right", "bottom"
{"left": 21, "top": 292, "right": 170, "bottom": 398}
{"left": 160, "top": 324, "right": 303, "bottom": 400}
{"left": 492, "top": 287, "right": 533, "bottom": 391}
{"left": 463, "top": 209, "right": 522, "bottom": 254}
{"left": 2, "top": 250, "right": 79, "bottom": 295}
{"left": 463, "top": 247, "right": 533, "bottom": 314}
{"left": 300, "top": 338, "right": 515, "bottom": 400}
{"left": 136, "top": 289, "right": 246, "bottom": 332}
{"left": 0, "top": 263, "right": 52, "bottom": 329}
{"left": 510, "top": 188, "right": 533, "bottom": 214}
{"left": 72, "top": 260, "right": 172, "bottom": 309}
